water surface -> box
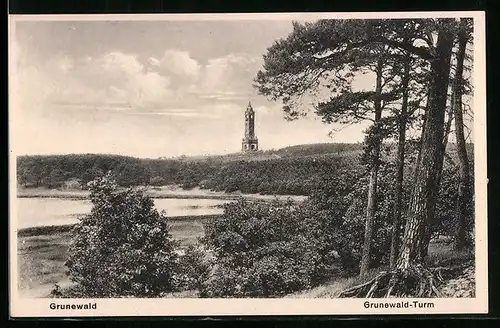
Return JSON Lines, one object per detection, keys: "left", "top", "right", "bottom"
{"left": 16, "top": 197, "right": 230, "bottom": 229}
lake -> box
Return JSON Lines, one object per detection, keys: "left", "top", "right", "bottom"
{"left": 16, "top": 197, "right": 231, "bottom": 230}
{"left": 15, "top": 194, "right": 302, "bottom": 297}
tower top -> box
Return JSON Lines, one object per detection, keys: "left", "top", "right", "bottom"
{"left": 246, "top": 101, "right": 254, "bottom": 113}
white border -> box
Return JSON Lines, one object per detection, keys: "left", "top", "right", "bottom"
{"left": 9, "top": 11, "right": 485, "bottom": 21}
{"left": 8, "top": 11, "right": 488, "bottom": 317}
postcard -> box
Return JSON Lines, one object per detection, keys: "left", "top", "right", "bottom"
{"left": 8, "top": 11, "right": 487, "bottom": 317}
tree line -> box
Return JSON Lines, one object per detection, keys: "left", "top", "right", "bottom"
{"left": 16, "top": 145, "right": 364, "bottom": 196}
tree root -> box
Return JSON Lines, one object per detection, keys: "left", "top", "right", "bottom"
{"left": 338, "top": 265, "right": 454, "bottom": 298}
{"left": 430, "top": 260, "right": 473, "bottom": 282}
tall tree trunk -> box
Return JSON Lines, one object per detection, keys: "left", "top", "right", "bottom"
{"left": 419, "top": 94, "right": 455, "bottom": 259}
{"left": 409, "top": 85, "right": 431, "bottom": 259}
{"left": 396, "top": 19, "right": 455, "bottom": 270}
{"left": 436, "top": 99, "right": 455, "bottom": 186}
{"left": 360, "top": 59, "right": 384, "bottom": 275}
{"left": 453, "top": 18, "right": 472, "bottom": 251}
{"left": 389, "top": 52, "right": 411, "bottom": 269}
{"left": 411, "top": 83, "right": 430, "bottom": 188}
{"left": 442, "top": 101, "right": 455, "bottom": 151}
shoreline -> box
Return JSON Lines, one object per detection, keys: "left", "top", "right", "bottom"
{"left": 16, "top": 188, "right": 307, "bottom": 202}
{"left": 17, "top": 214, "right": 221, "bottom": 237}
{"left": 17, "top": 193, "right": 239, "bottom": 200}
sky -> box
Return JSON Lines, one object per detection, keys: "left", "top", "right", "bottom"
{"left": 11, "top": 18, "right": 387, "bottom": 158}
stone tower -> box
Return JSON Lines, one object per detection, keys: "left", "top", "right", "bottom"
{"left": 242, "top": 101, "right": 258, "bottom": 152}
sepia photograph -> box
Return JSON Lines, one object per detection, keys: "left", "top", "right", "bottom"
{"left": 9, "top": 12, "right": 487, "bottom": 316}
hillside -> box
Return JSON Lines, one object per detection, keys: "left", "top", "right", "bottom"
{"left": 169, "top": 142, "right": 363, "bottom": 163}
{"left": 15, "top": 141, "right": 471, "bottom": 197}
{"left": 16, "top": 143, "right": 365, "bottom": 196}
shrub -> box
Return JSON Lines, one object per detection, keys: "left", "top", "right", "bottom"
{"left": 434, "top": 161, "right": 460, "bottom": 238}
{"left": 338, "top": 160, "right": 397, "bottom": 270}
{"left": 200, "top": 199, "right": 352, "bottom": 297}
{"left": 434, "top": 157, "right": 475, "bottom": 245}
{"left": 63, "top": 174, "right": 179, "bottom": 298}
{"left": 175, "top": 244, "right": 212, "bottom": 293}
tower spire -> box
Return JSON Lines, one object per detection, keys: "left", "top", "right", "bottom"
{"left": 242, "top": 100, "right": 258, "bottom": 152}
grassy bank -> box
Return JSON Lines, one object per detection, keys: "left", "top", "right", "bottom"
{"left": 17, "top": 214, "right": 218, "bottom": 298}
{"left": 18, "top": 228, "right": 73, "bottom": 298}
{"left": 286, "top": 241, "right": 475, "bottom": 298}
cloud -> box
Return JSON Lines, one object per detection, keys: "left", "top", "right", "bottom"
{"left": 144, "top": 51, "right": 264, "bottom": 112}
{"left": 152, "top": 50, "right": 201, "bottom": 81}
{"left": 197, "top": 92, "right": 248, "bottom": 101}
{"left": 148, "top": 57, "right": 160, "bottom": 66}
{"left": 256, "top": 104, "right": 281, "bottom": 117}
{"left": 93, "top": 52, "right": 173, "bottom": 107}
{"left": 13, "top": 35, "right": 265, "bottom": 122}
{"left": 14, "top": 47, "right": 175, "bottom": 111}
{"left": 100, "top": 52, "right": 143, "bottom": 73}
{"left": 55, "top": 55, "right": 74, "bottom": 73}
{"left": 199, "top": 53, "right": 262, "bottom": 96}
{"left": 13, "top": 51, "right": 61, "bottom": 115}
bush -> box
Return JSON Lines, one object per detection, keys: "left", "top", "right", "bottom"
{"left": 63, "top": 174, "right": 179, "bottom": 298}
{"left": 434, "top": 157, "right": 475, "bottom": 245}
{"left": 175, "top": 244, "right": 212, "bottom": 293}
{"left": 338, "top": 161, "right": 398, "bottom": 270}
{"left": 434, "top": 161, "right": 460, "bottom": 238}
{"left": 200, "top": 199, "right": 352, "bottom": 297}
{"left": 302, "top": 165, "right": 375, "bottom": 274}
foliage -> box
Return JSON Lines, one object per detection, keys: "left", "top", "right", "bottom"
{"left": 434, "top": 156, "right": 475, "bottom": 245}
{"left": 150, "top": 176, "right": 165, "bottom": 186}
{"left": 253, "top": 19, "right": 431, "bottom": 121}
{"left": 175, "top": 244, "right": 212, "bottom": 293}
{"left": 31, "top": 17, "right": 477, "bottom": 299}
{"left": 16, "top": 144, "right": 364, "bottom": 196}
{"left": 63, "top": 174, "right": 179, "bottom": 298}
{"left": 307, "top": 158, "right": 400, "bottom": 273}
{"left": 200, "top": 199, "right": 354, "bottom": 297}
{"left": 304, "top": 146, "right": 472, "bottom": 276}
{"left": 202, "top": 155, "right": 361, "bottom": 195}
{"left": 17, "top": 154, "right": 150, "bottom": 189}
{"left": 268, "top": 142, "right": 361, "bottom": 157}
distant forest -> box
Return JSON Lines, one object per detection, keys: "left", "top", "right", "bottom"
{"left": 16, "top": 142, "right": 470, "bottom": 196}
{"left": 16, "top": 143, "right": 364, "bottom": 196}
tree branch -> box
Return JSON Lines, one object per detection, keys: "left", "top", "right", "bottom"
{"left": 373, "top": 36, "right": 434, "bottom": 60}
